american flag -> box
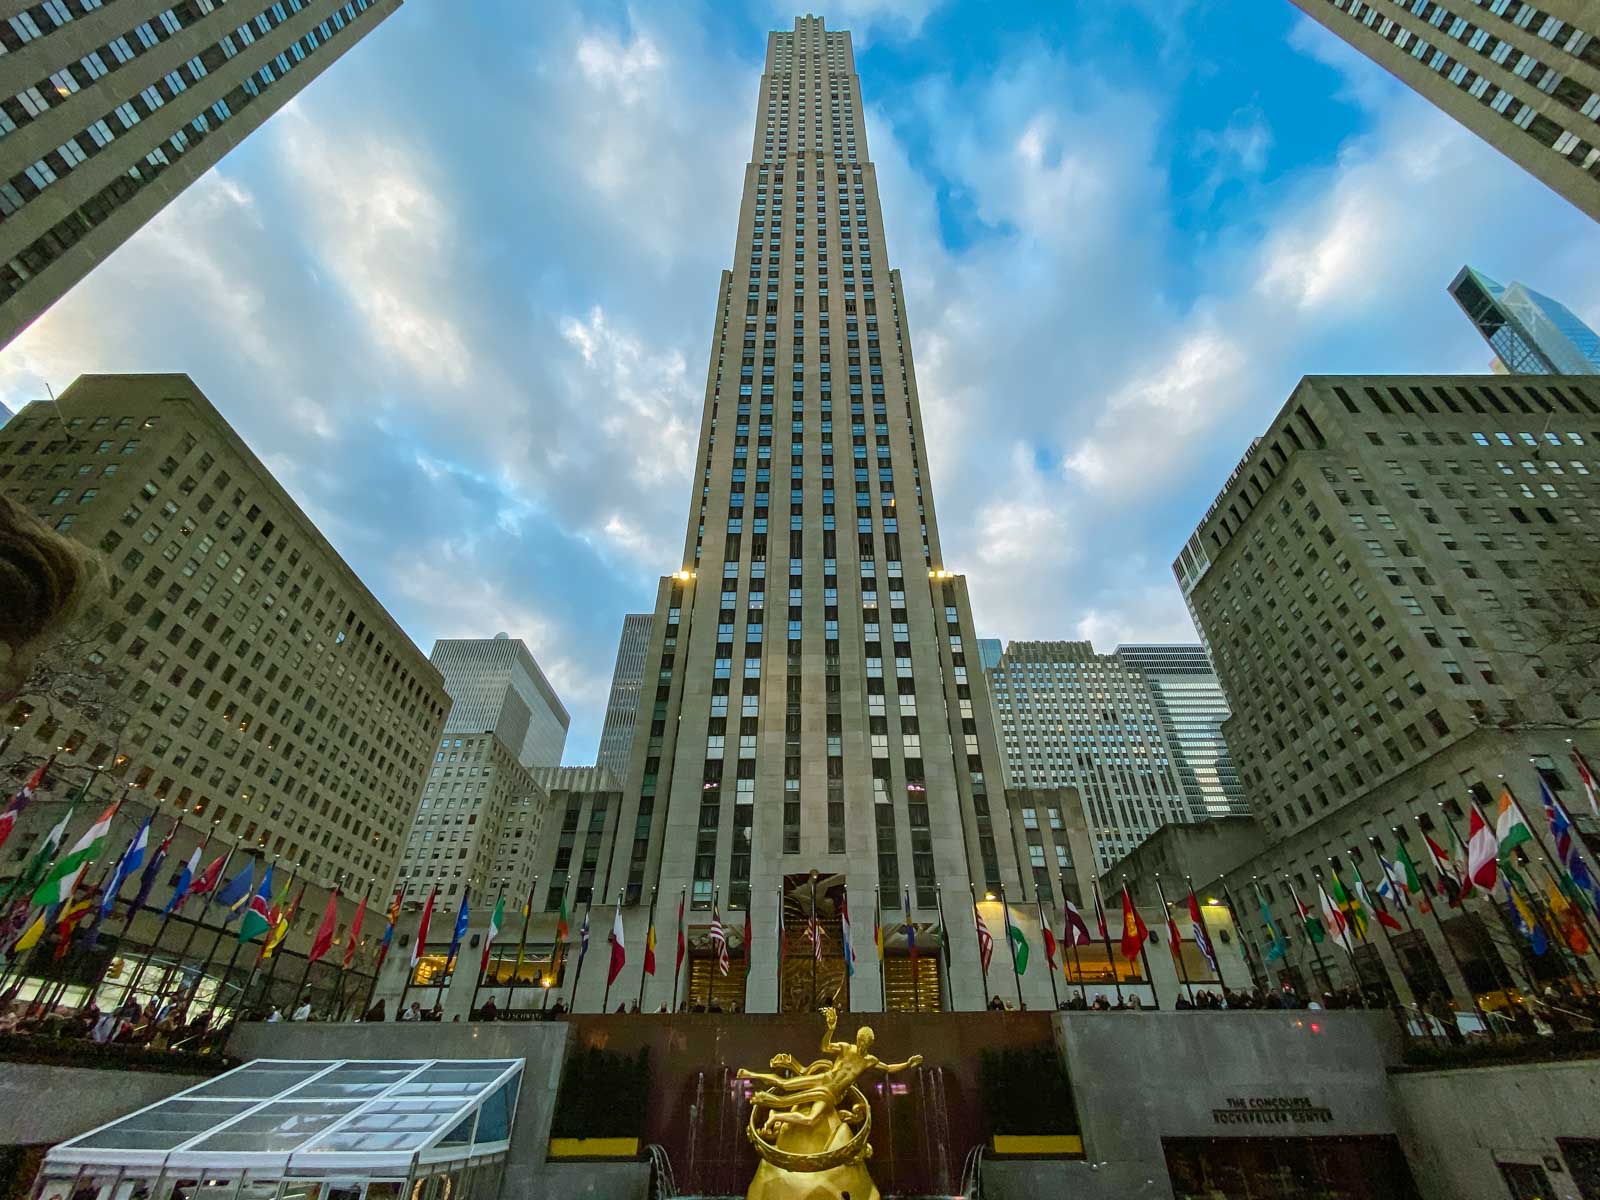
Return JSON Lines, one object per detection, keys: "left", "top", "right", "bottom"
{"left": 807, "top": 908, "right": 824, "bottom": 959}
{"left": 709, "top": 905, "right": 730, "bottom": 976}
{"left": 975, "top": 908, "right": 994, "bottom": 973}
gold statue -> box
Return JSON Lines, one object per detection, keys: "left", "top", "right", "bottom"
{"left": 737, "top": 1007, "right": 923, "bottom": 1200}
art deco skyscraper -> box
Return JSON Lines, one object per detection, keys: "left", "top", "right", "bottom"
{"left": 0, "top": 0, "right": 401, "bottom": 347}
{"left": 592, "top": 15, "right": 1022, "bottom": 1013}
{"left": 1286, "top": 1, "right": 1600, "bottom": 221}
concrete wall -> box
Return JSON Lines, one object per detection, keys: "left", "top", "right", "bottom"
{"left": 230, "top": 1021, "right": 572, "bottom": 1199}
{"left": 0, "top": 1063, "right": 208, "bottom": 1147}
{"left": 1390, "top": 1058, "right": 1600, "bottom": 1200}
{"left": 1048, "top": 1011, "right": 1405, "bottom": 1200}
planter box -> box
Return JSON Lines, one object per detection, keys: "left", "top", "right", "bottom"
{"left": 990, "top": 1133, "right": 1084, "bottom": 1157}
{"left": 547, "top": 1136, "right": 641, "bottom": 1160}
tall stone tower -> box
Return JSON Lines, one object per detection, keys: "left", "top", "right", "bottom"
{"left": 590, "top": 15, "right": 1025, "bottom": 1013}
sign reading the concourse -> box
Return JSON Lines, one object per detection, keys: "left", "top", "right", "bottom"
{"left": 1211, "top": 1096, "right": 1335, "bottom": 1126}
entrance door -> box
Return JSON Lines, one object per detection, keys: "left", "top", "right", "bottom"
{"left": 1499, "top": 1161, "right": 1554, "bottom": 1200}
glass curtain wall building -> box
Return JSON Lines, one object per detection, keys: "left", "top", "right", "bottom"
{"left": 1113, "top": 644, "right": 1247, "bottom": 820}
{"left": 1449, "top": 265, "right": 1600, "bottom": 375}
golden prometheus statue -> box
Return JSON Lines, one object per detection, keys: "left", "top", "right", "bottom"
{"left": 737, "top": 1006, "right": 923, "bottom": 1200}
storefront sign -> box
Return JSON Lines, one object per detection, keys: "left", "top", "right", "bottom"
{"left": 1211, "top": 1096, "right": 1334, "bottom": 1126}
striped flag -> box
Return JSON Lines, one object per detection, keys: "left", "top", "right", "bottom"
{"left": 1187, "top": 889, "right": 1218, "bottom": 974}
{"left": 0, "top": 758, "right": 51, "bottom": 855}
{"left": 709, "top": 905, "right": 729, "bottom": 976}
{"left": 975, "top": 907, "right": 994, "bottom": 973}
{"left": 32, "top": 798, "right": 119, "bottom": 906}
{"left": 1572, "top": 747, "right": 1600, "bottom": 819}
{"left": 99, "top": 814, "right": 152, "bottom": 918}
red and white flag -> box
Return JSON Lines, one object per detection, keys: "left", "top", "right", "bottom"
{"left": 1572, "top": 748, "right": 1600, "bottom": 819}
{"left": 709, "top": 906, "right": 729, "bottom": 976}
{"left": 1062, "top": 898, "right": 1092, "bottom": 947}
{"left": 607, "top": 902, "right": 626, "bottom": 986}
{"left": 1466, "top": 806, "right": 1499, "bottom": 892}
{"left": 975, "top": 908, "right": 994, "bottom": 973}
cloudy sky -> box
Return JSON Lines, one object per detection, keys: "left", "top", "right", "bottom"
{"left": 3, "top": 0, "right": 1597, "bottom": 763}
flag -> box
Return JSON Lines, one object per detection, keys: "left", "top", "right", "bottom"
{"left": 0, "top": 758, "right": 51, "bottom": 855}
{"left": 975, "top": 906, "right": 994, "bottom": 973}
{"left": 12, "top": 909, "right": 48, "bottom": 953}
{"left": 1572, "top": 748, "right": 1600, "bottom": 819}
{"left": 1375, "top": 858, "right": 1409, "bottom": 910}
{"left": 607, "top": 901, "right": 626, "bottom": 986}
{"left": 1548, "top": 882, "right": 1591, "bottom": 954}
{"left": 164, "top": 844, "right": 204, "bottom": 915}
{"left": 55, "top": 891, "right": 96, "bottom": 955}
{"left": 309, "top": 889, "right": 340, "bottom": 963}
{"left": 215, "top": 860, "right": 255, "bottom": 917}
{"left": 1062, "top": 898, "right": 1092, "bottom": 948}
{"left": 1092, "top": 882, "right": 1110, "bottom": 941}
{"left": 578, "top": 907, "right": 591, "bottom": 964}
{"left": 129, "top": 821, "right": 175, "bottom": 915}
{"left": 1259, "top": 888, "right": 1287, "bottom": 962}
{"left": 872, "top": 901, "right": 884, "bottom": 962}
{"left": 1392, "top": 839, "right": 1432, "bottom": 913}
{"left": 708, "top": 906, "right": 728, "bottom": 975}
{"left": 343, "top": 892, "right": 368, "bottom": 969}
{"left": 32, "top": 798, "right": 118, "bottom": 906}
{"left": 1466, "top": 806, "right": 1499, "bottom": 892}
{"left": 743, "top": 906, "right": 752, "bottom": 972}
{"left": 1317, "top": 881, "right": 1354, "bottom": 954}
{"left": 1188, "top": 891, "right": 1219, "bottom": 974}
{"left": 446, "top": 890, "right": 470, "bottom": 970}
{"left": 1165, "top": 905, "right": 1182, "bottom": 956}
{"left": 1118, "top": 884, "right": 1148, "bottom": 961}
{"left": 1329, "top": 874, "right": 1368, "bottom": 939}
{"left": 1353, "top": 874, "right": 1403, "bottom": 932}
{"left": 806, "top": 903, "right": 823, "bottom": 960}
{"left": 1504, "top": 881, "right": 1547, "bottom": 955}
{"left": 1006, "top": 910, "right": 1029, "bottom": 974}
{"left": 100, "top": 815, "right": 152, "bottom": 918}
{"left": 643, "top": 906, "right": 657, "bottom": 976}
{"left": 238, "top": 863, "right": 275, "bottom": 943}
{"left": 1293, "top": 890, "right": 1326, "bottom": 943}
{"left": 839, "top": 893, "right": 855, "bottom": 977}
{"left": 262, "top": 877, "right": 300, "bottom": 958}
{"left": 188, "top": 852, "right": 228, "bottom": 898}
{"left": 481, "top": 892, "right": 506, "bottom": 974}
{"left": 410, "top": 887, "right": 437, "bottom": 969}
{"left": 902, "top": 886, "right": 917, "bottom": 961}
{"left": 674, "top": 892, "right": 686, "bottom": 980}
{"left": 1495, "top": 791, "right": 1532, "bottom": 864}
{"left": 1539, "top": 779, "right": 1595, "bottom": 905}
{"left": 1423, "top": 834, "right": 1463, "bottom": 905}
{"left": 13, "top": 803, "right": 74, "bottom": 903}
{"left": 555, "top": 890, "right": 570, "bottom": 947}
{"left": 376, "top": 887, "right": 403, "bottom": 971}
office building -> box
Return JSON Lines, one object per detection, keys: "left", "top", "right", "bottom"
{"left": 1115, "top": 644, "right": 1247, "bottom": 820}
{"left": 976, "top": 636, "right": 1002, "bottom": 669}
{"left": 595, "top": 613, "right": 652, "bottom": 778}
{"left": 0, "top": 0, "right": 401, "bottom": 347}
{"left": 1448, "top": 265, "right": 1600, "bottom": 374}
{"left": 1173, "top": 372, "right": 1600, "bottom": 1004}
{"left": 1286, "top": 1, "right": 1600, "bottom": 222}
{"left": 986, "top": 641, "right": 1194, "bottom": 872}
{"left": 559, "top": 15, "right": 1028, "bottom": 1014}
{"left": 0, "top": 373, "right": 448, "bottom": 897}
{"left": 430, "top": 636, "right": 569, "bottom": 771}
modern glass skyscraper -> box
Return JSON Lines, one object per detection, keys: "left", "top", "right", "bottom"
{"left": 596, "top": 613, "right": 652, "bottom": 778}
{"left": 0, "top": 0, "right": 401, "bottom": 348}
{"left": 594, "top": 15, "right": 1020, "bottom": 1013}
{"left": 1286, "top": 2, "right": 1600, "bottom": 222}
{"left": 1449, "top": 265, "right": 1600, "bottom": 375}
{"left": 430, "top": 636, "right": 569, "bottom": 771}
{"left": 1114, "top": 644, "right": 1247, "bottom": 821}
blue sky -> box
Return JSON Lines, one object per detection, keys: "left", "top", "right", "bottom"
{"left": 3, "top": 0, "right": 1598, "bottom": 763}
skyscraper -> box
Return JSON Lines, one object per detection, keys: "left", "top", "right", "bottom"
{"left": 429, "top": 636, "right": 569, "bottom": 771}
{"left": 985, "top": 641, "right": 1193, "bottom": 872}
{"left": 596, "top": 613, "right": 652, "bottom": 778}
{"left": 1286, "top": 2, "right": 1600, "bottom": 222}
{"left": 589, "top": 15, "right": 1022, "bottom": 1014}
{"left": 1114, "top": 644, "right": 1247, "bottom": 821}
{"left": 1448, "top": 265, "right": 1600, "bottom": 375}
{"left": 0, "top": 0, "right": 401, "bottom": 348}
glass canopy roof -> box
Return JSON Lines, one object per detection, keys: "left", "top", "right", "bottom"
{"left": 45, "top": 1058, "right": 524, "bottom": 1176}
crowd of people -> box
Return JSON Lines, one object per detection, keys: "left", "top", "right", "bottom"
{"left": 0, "top": 995, "right": 235, "bottom": 1052}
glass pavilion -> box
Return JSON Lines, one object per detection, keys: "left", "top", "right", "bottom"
{"left": 30, "top": 1059, "right": 524, "bottom": 1200}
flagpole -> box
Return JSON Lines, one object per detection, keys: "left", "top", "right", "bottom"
{"left": 776, "top": 883, "right": 785, "bottom": 1010}
{"left": 511, "top": 875, "right": 537, "bottom": 1011}
{"left": 1090, "top": 877, "right": 1121, "bottom": 1007}
{"left": 1335, "top": 858, "right": 1390, "bottom": 1007}
{"left": 1399, "top": 815, "right": 1500, "bottom": 1022}
{"left": 1218, "top": 881, "right": 1263, "bottom": 991}
{"left": 290, "top": 876, "right": 337, "bottom": 1017}
{"left": 708, "top": 884, "right": 720, "bottom": 1012}
{"left": 102, "top": 816, "right": 179, "bottom": 1004}
{"left": 671, "top": 886, "right": 685, "bottom": 1012}
{"left": 1507, "top": 779, "right": 1600, "bottom": 975}
{"left": 1282, "top": 874, "right": 1333, "bottom": 995}
{"left": 333, "top": 879, "right": 371, "bottom": 1020}
{"left": 1059, "top": 872, "right": 1087, "bottom": 1005}
{"left": 176, "top": 847, "right": 252, "bottom": 1024}
{"left": 1036, "top": 894, "right": 1061, "bottom": 1010}
{"left": 1123, "top": 876, "right": 1160, "bottom": 1009}
{"left": 875, "top": 886, "right": 887, "bottom": 1012}
{"left": 1250, "top": 877, "right": 1283, "bottom": 988}
{"left": 471, "top": 883, "right": 506, "bottom": 1018}
{"left": 1151, "top": 874, "right": 1191, "bottom": 1005}
{"left": 601, "top": 888, "right": 622, "bottom": 1013}
{"left": 160, "top": 841, "right": 237, "bottom": 1017}
{"left": 568, "top": 902, "right": 591, "bottom": 1011}
{"left": 198, "top": 868, "right": 267, "bottom": 1025}
{"left": 251, "top": 867, "right": 302, "bottom": 1015}
{"left": 998, "top": 880, "right": 1025, "bottom": 1009}
{"left": 1436, "top": 804, "right": 1523, "bottom": 997}
{"left": 967, "top": 882, "right": 991, "bottom": 1009}
{"left": 1187, "top": 876, "right": 1223, "bottom": 990}
{"left": 636, "top": 884, "right": 656, "bottom": 1011}
{"left": 933, "top": 883, "right": 952, "bottom": 1011}
{"left": 117, "top": 824, "right": 212, "bottom": 1010}
{"left": 903, "top": 887, "right": 919, "bottom": 1014}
